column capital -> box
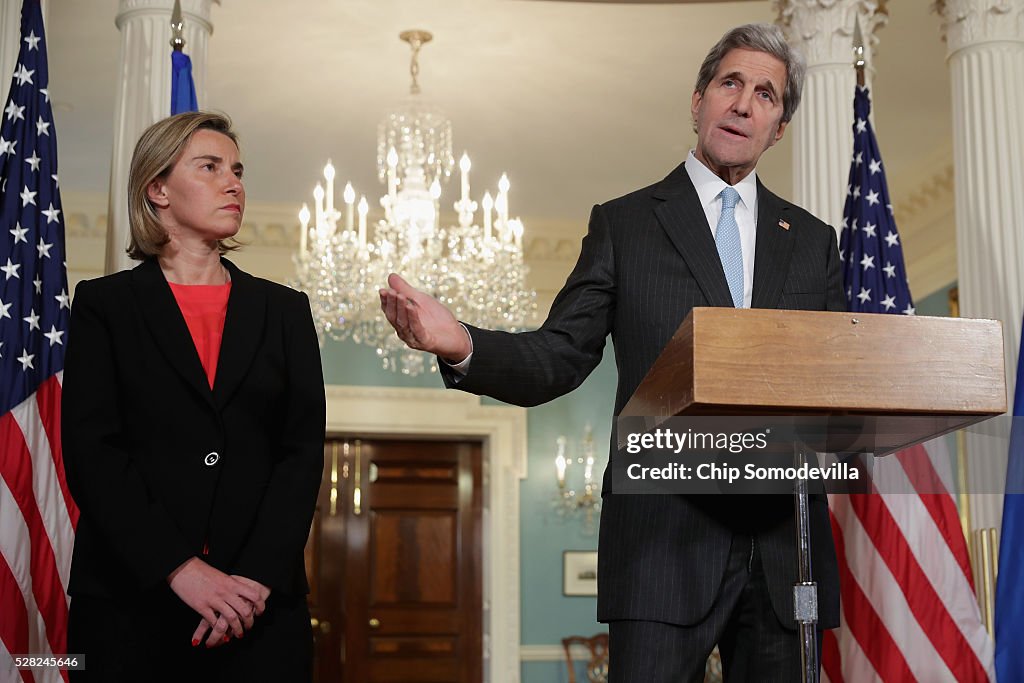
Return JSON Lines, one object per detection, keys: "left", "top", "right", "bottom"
{"left": 774, "top": 0, "right": 889, "bottom": 67}
{"left": 115, "top": 0, "right": 216, "bottom": 35}
{"left": 935, "top": 0, "right": 1024, "bottom": 55}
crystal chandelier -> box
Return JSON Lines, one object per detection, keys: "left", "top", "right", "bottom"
{"left": 293, "top": 29, "right": 537, "bottom": 375}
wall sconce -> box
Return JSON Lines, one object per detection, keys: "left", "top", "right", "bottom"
{"left": 552, "top": 424, "right": 601, "bottom": 535}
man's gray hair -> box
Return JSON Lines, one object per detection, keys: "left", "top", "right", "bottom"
{"left": 694, "top": 23, "right": 806, "bottom": 124}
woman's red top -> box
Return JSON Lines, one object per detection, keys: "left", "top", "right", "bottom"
{"left": 168, "top": 281, "right": 231, "bottom": 389}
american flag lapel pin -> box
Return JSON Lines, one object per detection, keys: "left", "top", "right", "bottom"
{"left": 778, "top": 219, "right": 790, "bottom": 231}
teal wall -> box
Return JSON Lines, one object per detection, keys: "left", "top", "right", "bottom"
{"left": 321, "top": 336, "right": 616, "bottom": 682}
{"left": 517, "top": 346, "right": 616, "bottom": 681}
{"left": 915, "top": 282, "right": 956, "bottom": 317}
{"left": 321, "top": 338, "right": 447, "bottom": 389}
{"left": 518, "top": 350, "right": 615, "bottom": 643}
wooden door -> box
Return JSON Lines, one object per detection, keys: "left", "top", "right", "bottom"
{"left": 306, "top": 440, "right": 346, "bottom": 682}
{"left": 307, "top": 438, "right": 483, "bottom": 683}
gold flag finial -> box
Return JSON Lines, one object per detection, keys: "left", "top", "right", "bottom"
{"left": 852, "top": 18, "right": 866, "bottom": 87}
{"left": 170, "top": 0, "right": 185, "bottom": 52}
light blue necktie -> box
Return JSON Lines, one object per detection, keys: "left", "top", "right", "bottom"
{"left": 716, "top": 186, "right": 744, "bottom": 308}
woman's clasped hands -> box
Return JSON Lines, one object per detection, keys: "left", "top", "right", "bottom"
{"left": 168, "top": 557, "right": 272, "bottom": 648}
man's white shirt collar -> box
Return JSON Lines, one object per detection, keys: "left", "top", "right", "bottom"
{"left": 684, "top": 150, "right": 758, "bottom": 223}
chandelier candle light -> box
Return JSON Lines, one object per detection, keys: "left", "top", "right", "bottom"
{"left": 293, "top": 29, "right": 536, "bottom": 375}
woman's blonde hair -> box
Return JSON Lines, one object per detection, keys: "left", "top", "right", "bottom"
{"left": 126, "top": 111, "right": 241, "bottom": 260}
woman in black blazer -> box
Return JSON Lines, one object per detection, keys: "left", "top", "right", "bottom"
{"left": 62, "top": 112, "right": 326, "bottom": 681}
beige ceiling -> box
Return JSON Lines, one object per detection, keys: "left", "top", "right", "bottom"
{"left": 46, "top": 0, "right": 952, "bottom": 239}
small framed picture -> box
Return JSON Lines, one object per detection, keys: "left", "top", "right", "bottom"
{"left": 563, "top": 550, "right": 598, "bottom": 596}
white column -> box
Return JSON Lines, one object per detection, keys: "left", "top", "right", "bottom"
{"left": 937, "top": 0, "right": 1024, "bottom": 532}
{"left": 776, "top": 0, "right": 887, "bottom": 231}
{"left": 104, "top": 0, "right": 214, "bottom": 275}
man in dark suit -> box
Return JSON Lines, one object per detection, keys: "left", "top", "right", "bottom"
{"left": 380, "top": 23, "right": 844, "bottom": 682}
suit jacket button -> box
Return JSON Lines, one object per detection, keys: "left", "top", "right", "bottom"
{"left": 204, "top": 452, "right": 220, "bottom": 467}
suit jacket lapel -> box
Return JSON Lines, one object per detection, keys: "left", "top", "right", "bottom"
{"left": 652, "top": 161, "right": 734, "bottom": 308}
{"left": 131, "top": 259, "right": 216, "bottom": 408}
{"left": 751, "top": 181, "right": 796, "bottom": 309}
{"left": 213, "top": 258, "right": 265, "bottom": 409}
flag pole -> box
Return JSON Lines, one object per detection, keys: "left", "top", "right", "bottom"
{"left": 853, "top": 18, "right": 866, "bottom": 88}
{"left": 169, "top": 0, "right": 198, "bottom": 115}
{"left": 948, "top": 288, "right": 978, "bottom": 576}
{"left": 170, "top": 0, "right": 185, "bottom": 52}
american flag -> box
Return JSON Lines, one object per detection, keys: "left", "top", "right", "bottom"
{"left": 0, "top": 2, "right": 77, "bottom": 681}
{"left": 821, "top": 85, "right": 994, "bottom": 682}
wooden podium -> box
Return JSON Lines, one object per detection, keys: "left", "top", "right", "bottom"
{"left": 619, "top": 308, "right": 1006, "bottom": 682}
{"left": 621, "top": 308, "right": 1006, "bottom": 451}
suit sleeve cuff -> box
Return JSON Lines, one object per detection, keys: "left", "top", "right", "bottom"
{"left": 441, "top": 323, "right": 474, "bottom": 376}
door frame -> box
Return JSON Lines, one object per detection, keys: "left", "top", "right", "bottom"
{"left": 325, "top": 385, "right": 528, "bottom": 683}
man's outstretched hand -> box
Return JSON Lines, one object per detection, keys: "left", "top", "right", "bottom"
{"left": 379, "top": 273, "right": 472, "bottom": 363}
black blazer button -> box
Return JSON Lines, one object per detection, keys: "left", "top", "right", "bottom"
{"left": 204, "top": 451, "right": 220, "bottom": 467}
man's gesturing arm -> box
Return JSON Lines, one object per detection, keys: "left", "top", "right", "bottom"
{"left": 379, "top": 273, "right": 473, "bottom": 364}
